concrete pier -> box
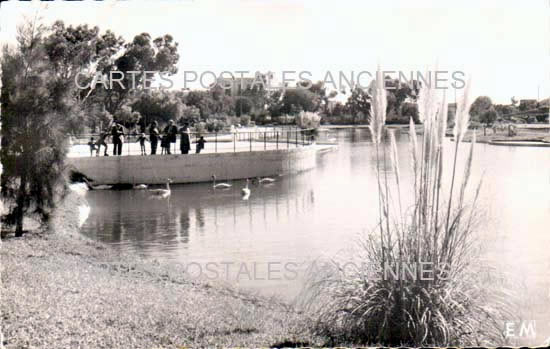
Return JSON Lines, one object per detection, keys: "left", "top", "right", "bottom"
{"left": 66, "top": 145, "right": 328, "bottom": 185}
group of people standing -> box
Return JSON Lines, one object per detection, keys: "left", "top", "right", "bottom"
{"left": 88, "top": 120, "right": 206, "bottom": 156}
{"left": 147, "top": 120, "right": 205, "bottom": 155}
{"left": 88, "top": 122, "right": 124, "bottom": 156}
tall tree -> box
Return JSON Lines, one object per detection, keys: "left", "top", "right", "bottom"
{"left": 1, "top": 20, "right": 78, "bottom": 236}
{"left": 43, "top": 21, "right": 124, "bottom": 134}
{"left": 99, "top": 33, "right": 179, "bottom": 115}
{"left": 280, "top": 88, "right": 319, "bottom": 115}
{"left": 235, "top": 97, "right": 253, "bottom": 116}
{"left": 302, "top": 81, "right": 338, "bottom": 116}
{"left": 345, "top": 87, "right": 371, "bottom": 123}
{"left": 479, "top": 106, "right": 498, "bottom": 126}
{"left": 131, "top": 90, "right": 184, "bottom": 126}
{"left": 469, "top": 96, "right": 493, "bottom": 121}
{"left": 383, "top": 78, "right": 420, "bottom": 123}
{"left": 45, "top": 22, "right": 180, "bottom": 125}
{"left": 266, "top": 90, "right": 285, "bottom": 117}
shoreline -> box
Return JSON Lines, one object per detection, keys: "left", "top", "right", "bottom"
{"left": 449, "top": 130, "right": 550, "bottom": 145}
{"left": 0, "top": 191, "right": 319, "bottom": 348}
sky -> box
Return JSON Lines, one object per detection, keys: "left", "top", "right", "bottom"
{"left": 1, "top": 0, "right": 548, "bottom": 104}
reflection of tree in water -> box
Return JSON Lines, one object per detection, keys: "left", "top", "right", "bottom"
{"left": 111, "top": 206, "right": 122, "bottom": 243}
{"left": 160, "top": 199, "right": 172, "bottom": 231}
{"left": 80, "top": 171, "right": 318, "bottom": 254}
{"left": 194, "top": 207, "right": 205, "bottom": 229}
{"left": 178, "top": 207, "right": 190, "bottom": 244}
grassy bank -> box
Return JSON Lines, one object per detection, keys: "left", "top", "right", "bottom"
{"left": 1, "top": 192, "right": 319, "bottom": 348}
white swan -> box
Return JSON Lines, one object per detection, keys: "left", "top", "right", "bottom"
{"left": 68, "top": 182, "right": 89, "bottom": 196}
{"left": 148, "top": 178, "right": 172, "bottom": 198}
{"left": 78, "top": 204, "right": 91, "bottom": 227}
{"left": 212, "top": 175, "right": 232, "bottom": 189}
{"left": 134, "top": 184, "right": 148, "bottom": 190}
{"left": 241, "top": 179, "right": 251, "bottom": 197}
{"left": 258, "top": 177, "right": 276, "bottom": 184}
{"left": 76, "top": 178, "right": 112, "bottom": 190}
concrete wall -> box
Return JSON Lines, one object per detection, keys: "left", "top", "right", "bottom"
{"left": 66, "top": 146, "right": 318, "bottom": 185}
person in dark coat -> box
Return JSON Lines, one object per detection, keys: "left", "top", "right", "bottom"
{"left": 160, "top": 134, "right": 169, "bottom": 155}
{"left": 163, "top": 120, "right": 178, "bottom": 154}
{"left": 180, "top": 125, "right": 191, "bottom": 154}
{"left": 149, "top": 121, "right": 160, "bottom": 155}
{"left": 88, "top": 137, "right": 97, "bottom": 157}
{"left": 117, "top": 123, "right": 124, "bottom": 154}
{"left": 195, "top": 136, "right": 206, "bottom": 154}
{"left": 111, "top": 122, "right": 124, "bottom": 156}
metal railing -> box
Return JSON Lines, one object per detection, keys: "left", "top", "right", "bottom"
{"left": 69, "top": 127, "right": 317, "bottom": 157}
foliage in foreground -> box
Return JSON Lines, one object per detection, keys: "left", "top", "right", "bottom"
{"left": 1, "top": 20, "right": 75, "bottom": 236}
{"left": 303, "top": 71, "right": 515, "bottom": 346}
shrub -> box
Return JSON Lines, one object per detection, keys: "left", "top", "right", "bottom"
{"left": 252, "top": 110, "right": 271, "bottom": 125}
{"left": 296, "top": 111, "right": 321, "bottom": 129}
{"left": 303, "top": 71, "right": 514, "bottom": 346}
{"left": 205, "top": 119, "right": 225, "bottom": 133}
{"left": 324, "top": 114, "right": 355, "bottom": 125}
{"left": 193, "top": 121, "right": 206, "bottom": 136}
{"left": 239, "top": 114, "right": 251, "bottom": 126}
{"left": 277, "top": 114, "right": 295, "bottom": 125}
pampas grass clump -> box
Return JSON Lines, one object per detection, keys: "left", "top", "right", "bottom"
{"left": 303, "top": 71, "right": 514, "bottom": 346}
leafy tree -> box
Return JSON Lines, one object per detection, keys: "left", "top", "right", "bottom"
{"left": 179, "top": 104, "right": 201, "bottom": 124}
{"left": 183, "top": 88, "right": 234, "bottom": 118}
{"left": 131, "top": 90, "right": 183, "bottom": 126}
{"left": 298, "top": 81, "right": 337, "bottom": 115}
{"left": 44, "top": 21, "right": 124, "bottom": 133}
{"left": 235, "top": 97, "right": 253, "bottom": 116}
{"left": 399, "top": 102, "right": 420, "bottom": 124}
{"left": 1, "top": 20, "right": 78, "bottom": 236}
{"left": 93, "top": 107, "right": 114, "bottom": 132}
{"left": 209, "top": 86, "right": 235, "bottom": 115}
{"left": 494, "top": 104, "right": 518, "bottom": 119}
{"left": 280, "top": 88, "right": 319, "bottom": 115}
{"left": 479, "top": 106, "right": 498, "bottom": 126}
{"left": 330, "top": 102, "right": 346, "bottom": 117}
{"left": 183, "top": 90, "right": 204, "bottom": 108}
{"left": 266, "top": 90, "right": 285, "bottom": 117}
{"left": 240, "top": 84, "right": 268, "bottom": 112}
{"left": 47, "top": 22, "right": 180, "bottom": 117}
{"left": 113, "top": 105, "right": 141, "bottom": 129}
{"left": 381, "top": 78, "right": 419, "bottom": 124}
{"left": 98, "top": 33, "right": 179, "bottom": 114}
{"left": 469, "top": 96, "right": 493, "bottom": 121}
{"left": 345, "top": 87, "right": 371, "bottom": 123}
{"left": 44, "top": 21, "right": 121, "bottom": 81}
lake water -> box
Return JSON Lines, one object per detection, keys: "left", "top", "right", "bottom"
{"left": 80, "top": 128, "right": 550, "bottom": 344}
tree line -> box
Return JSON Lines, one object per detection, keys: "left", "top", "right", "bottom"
{"left": 0, "top": 19, "right": 425, "bottom": 236}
